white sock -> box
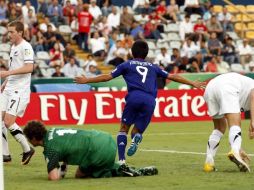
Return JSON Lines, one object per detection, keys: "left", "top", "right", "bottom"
{"left": 229, "top": 125, "right": 242, "bottom": 153}
{"left": 2, "top": 122, "right": 10, "bottom": 156}
{"left": 205, "top": 129, "right": 223, "bottom": 165}
{"left": 9, "top": 123, "right": 30, "bottom": 153}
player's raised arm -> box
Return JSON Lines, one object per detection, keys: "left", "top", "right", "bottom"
{"left": 167, "top": 74, "right": 206, "bottom": 89}
{"left": 74, "top": 73, "right": 113, "bottom": 84}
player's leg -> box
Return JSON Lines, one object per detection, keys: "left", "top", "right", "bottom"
{"left": 225, "top": 113, "right": 250, "bottom": 172}
{"left": 117, "top": 123, "right": 131, "bottom": 164}
{"left": 75, "top": 167, "right": 90, "bottom": 178}
{"left": 204, "top": 117, "right": 226, "bottom": 172}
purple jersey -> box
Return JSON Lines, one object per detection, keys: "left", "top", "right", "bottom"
{"left": 111, "top": 59, "right": 168, "bottom": 97}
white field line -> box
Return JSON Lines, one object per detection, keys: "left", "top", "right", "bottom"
{"left": 143, "top": 132, "right": 209, "bottom": 136}
{"left": 140, "top": 149, "right": 254, "bottom": 157}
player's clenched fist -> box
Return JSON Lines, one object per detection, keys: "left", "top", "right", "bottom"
{"left": 74, "top": 75, "right": 88, "bottom": 84}
{"left": 0, "top": 71, "right": 10, "bottom": 78}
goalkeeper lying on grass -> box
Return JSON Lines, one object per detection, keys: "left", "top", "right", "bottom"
{"left": 23, "top": 121, "right": 158, "bottom": 181}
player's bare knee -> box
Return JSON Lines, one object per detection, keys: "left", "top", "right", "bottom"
{"left": 3, "top": 118, "right": 15, "bottom": 128}
{"left": 120, "top": 123, "right": 130, "bottom": 133}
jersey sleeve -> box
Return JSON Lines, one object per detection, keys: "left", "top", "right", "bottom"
{"left": 44, "top": 148, "right": 60, "bottom": 173}
{"left": 154, "top": 65, "right": 169, "bottom": 78}
{"left": 23, "top": 43, "right": 34, "bottom": 64}
{"left": 111, "top": 62, "right": 126, "bottom": 78}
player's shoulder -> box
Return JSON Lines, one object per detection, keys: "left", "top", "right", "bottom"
{"left": 21, "top": 39, "right": 33, "bottom": 49}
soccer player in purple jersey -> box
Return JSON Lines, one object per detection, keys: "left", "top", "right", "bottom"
{"left": 75, "top": 40, "right": 205, "bottom": 164}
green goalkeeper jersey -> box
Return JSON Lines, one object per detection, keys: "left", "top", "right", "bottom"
{"left": 43, "top": 128, "right": 117, "bottom": 175}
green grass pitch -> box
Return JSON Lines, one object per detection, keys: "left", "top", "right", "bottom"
{"left": 4, "top": 120, "right": 254, "bottom": 190}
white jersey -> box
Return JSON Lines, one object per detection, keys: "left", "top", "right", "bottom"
{"left": 5, "top": 39, "right": 34, "bottom": 97}
{"left": 204, "top": 73, "right": 254, "bottom": 117}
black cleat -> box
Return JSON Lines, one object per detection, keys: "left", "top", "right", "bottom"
{"left": 138, "top": 166, "right": 158, "bottom": 176}
{"left": 118, "top": 164, "right": 141, "bottom": 177}
{"left": 3, "top": 155, "right": 11, "bottom": 163}
{"left": 21, "top": 147, "right": 35, "bottom": 165}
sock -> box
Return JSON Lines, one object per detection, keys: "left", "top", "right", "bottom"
{"left": 117, "top": 132, "right": 127, "bottom": 161}
{"left": 229, "top": 125, "right": 242, "bottom": 153}
{"left": 2, "top": 122, "right": 10, "bottom": 156}
{"left": 205, "top": 129, "right": 223, "bottom": 165}
{"left": 9, "top": 123, "right": 30, "bottom": 153}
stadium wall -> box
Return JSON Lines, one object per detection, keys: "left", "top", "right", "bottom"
{"left": 17, "top": 90, "right": 210, "bottom": 125}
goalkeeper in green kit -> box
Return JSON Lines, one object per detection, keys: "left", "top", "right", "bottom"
{"left": 23, "top": 120, "right": 158, "bottom": 181}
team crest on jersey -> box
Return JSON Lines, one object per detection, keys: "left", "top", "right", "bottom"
{"left": 14, "top": 51, "right": 18, "bottom": 56}
{"left": 25, "top": 49, "right": 31, "bottom": 56}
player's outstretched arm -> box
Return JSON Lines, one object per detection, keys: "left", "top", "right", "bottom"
{"left": 74, "top": 73, "right": 113, "bottom": 84}
{"left": 0, "top": 63, "right": 34, "bottom": 78}
{"left": 248, "top": 89, "right": 254, "bottom": 139}
{"left": 167, "top": 74, "right": 206, "bottom": 89}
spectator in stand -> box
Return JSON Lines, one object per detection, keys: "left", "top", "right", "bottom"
{"left": 156, "top": 0, "right": 169, "bottom": 23}
{"left": 49, "top": 42, "right": 65, "bottom": 67}
{"left": 8, "top": 7, "right": 18, "bottom": 23}
{"left": 184, "top": 0, "right": 203, "bottom": 16}
{"left": 121, "top": 33, "right": 134, "bottom": 49}
{"left": 203, "top": 5, "right": 214, "bottom": 22}
{"left": 107, "top": 6, "right": 121, "bottom": 31}
{"left": 8, "top": 1, "right": 22, "bottom": 18}
{"left": 39, "top": 16, "right": 57, "bottom": 32}
{"left": 98, "top": 0, "right": 112, "bottom": 16}
{"left": 48, "top": 0, "right": 64, "bottom": 27}
{"left": 218, "top": 7, "right": 233, "bottom": 32}
{"left": 130, "top": 21, "right": 145, "bottom": 40}
{"left": 88, "top": 31, "right": 108, "bottom": 60}
{"left": 107, "top": 40, "right": 128, "bottom": 67}
{"left": 132, "top": 0, "right": 150, "bottom": 14}
{"left": 78, "top": 4, "right": 93, "bottom": 52}
{"left": 133, "top": 10, "right": 149, "bottom": 25}
{"left": 154, "top": 47, "right": 172, "bottom": 68}
{"left": 199, "top": 0, "right": 211, "bottom": 13}
{"left": 63, "top": 0, "right": 76, "bottom": 25}
{"left": 206, "top": 15, "right": 223, "bottom": 41}
{"left": 62, "top": 56, "right": 80, "bottom": 77}
{"left": 222, "top": 37, "right": 238, "bottom": 65}
{"left": 182, "top": 38, "right": 200, "bottom": 59}
{"left": 200, "top": 40, "right": 212, "bottom": 62}
{"left": 144, "top": 19, "right": 162, "bottom": 40}
{"left": 193, "top": 18, "right": 209, "bottom": 42}
{"left": 63, "top": 42, "right": 76, "bottom": 63}
{"left": 96, "top": 16, "right": 110, "bottom": 35}
{"left": 37, "top": 0, "right": 48, "bottom": 16}
{"left": 83, "top": 54, "right": 101, "bottom": 77}
{"left": 120, "top": 6, "right": 134, "bottom": 33}
{"left": 164, "top": 0, "right": 179, "bottom": 23}
{"left": 22, "top": 0, "right": 35, "bottom": 21}
{"left": 187, "top": 52, "right": 203, "bottom": 72}
{"left": 238, "top": 39, "right": 253, "bottom": 68}
{"left": 52, "top": 65, "right": 65, "bottom": 77}
{"left": 179, "top": 15, "right": 193, "bottom": 41}
{"left": 216, "top": 55, "right": 230, "bottom": 73}
{"left": 34, "top": 33, "right": 45, "bottom": 53}
{"left": 75, "top": 0, "right": 84, "bottom": 15}
{"left": 205, "top": 56, "right": 218, "bottom": 72}
{"left": 0, "top": 0, "right": 8, "bottom": 25}
{"left": 171, "top": 48, "right": 182, "bottom": 68}
{"left": 89, "top": 0, "right": 102, "bottom": 21}
{"left": 23, "top": 9, "right": 37, "bottom": 30}
{"left": 70, "top": 15, "right": 79, "bottom": 44}
{"left": 207, "top": 32, "right": 222, "bottom": 56}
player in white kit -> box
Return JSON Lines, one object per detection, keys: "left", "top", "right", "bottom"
{"left": 203, "top": 72, "right": 254, "bottom": 172}
{"left": 0, "top": 21, "right": 35, "bottom": 164}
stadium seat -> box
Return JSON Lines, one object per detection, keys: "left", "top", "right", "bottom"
{"left": 235, "top": 5, "right": 246, "bottom": 13}
{"left": 36, "top": 60, "right": 49, "bottom": 68}
{"left": 234, "top": 23, "right": 247, "bottom": 31}
{"left": 167, "top": 33, "right": 181, "bottom": 41}
{"left": 147, "top": 50, "right": 155, "bottom": 59}
{"left": 231, "top": 63, "right": 245, "bottom": 72}
{"left": 36, "top": 51, "right": 50, "bottom": 61}
{"left": 226, "top": 31, "right": 239, "bottom": 40}
{"left": 0, "top": 26, "right": 7, "bottom": 35}
{"left": 156, "top": 42, "right": 169, "bottom": 49}
{"left": 0, "top": 43, "right": 11, "bottom": 52}
{"left": 245, "top": 31, "right": 254, "bottom": 40}
{"left": 246, "top": 5, "right": 254, "bottom": 13}
{"left": 226, "top": 5, "right": 238, "bottom": 14}
{"left": 235, "top": 14, "right": 252, "bottom": 22}
{"left": 160, "top": 33, "right": 168, "bottom": 41}
{"left": 170, "top": 41, "right": 182, "bottom": 49}
{"left": 147, "top": 41, "right": 156, "bottom": 50}
{"left": 0, "top": 52, "right": 9, "bottom": 61}
{"left": 166, "top": 23, "right": 179, "bottom": 33}
{"left": 59, "top": 25, "right": 72, "bottom": 42}
{"left": 190, "top": 14, "right": 201, "bottom": 23}
{"left": 213, "top": 5, "right": 223, "bottom": 13}
{"left": 248, "top": 22, "right": 254, "bottom": 30}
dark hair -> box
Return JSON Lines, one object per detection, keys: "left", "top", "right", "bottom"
{"left": 23, "top": 121, "right": 47, "bottom": 141}
{"left": 8, "top": 20, "right": 24, "bottom": 34}
{"left": 131, "top": 40, "right": 148, "bottom": 59}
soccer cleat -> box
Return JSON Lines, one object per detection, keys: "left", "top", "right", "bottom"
{"left": 21, "top": 147, "right": 35, "bottom": 165}
{"left": 138, "top": 166, "right": 158, "bottom": 176}
{"left": 118, "top": 164, "right": 141, "bottom": 177}
{"left": 203, "top": 163, "right": 216, "bottom": 172}
{"left": 127, "top": 134, "right": 142, "bottom": 156}
{"left": 3, "top": 155, "right": 11, "bottom": 163}
{"left": 228, "top": 150, "right": 250, "bottom": 172}
{"left": 118, "top": 159, "right": 126, "bottom": 165}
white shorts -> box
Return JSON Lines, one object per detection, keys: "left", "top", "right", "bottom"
{"left": 204, "top": 82, "right": 240, "bottom": 119}
{"left": 0, "top": 90, "right": 30, "bottom": 117}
